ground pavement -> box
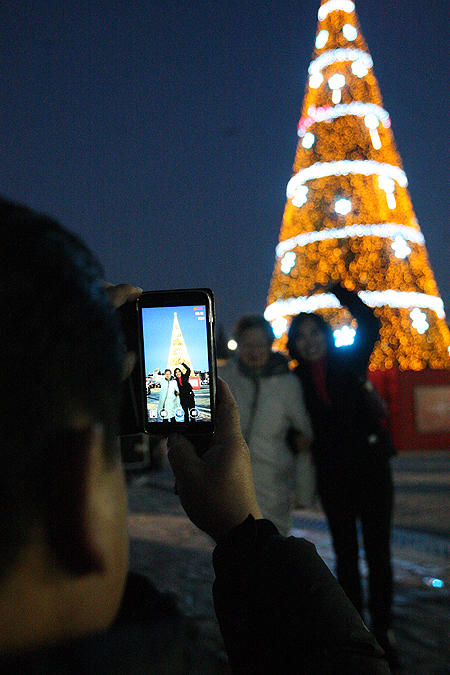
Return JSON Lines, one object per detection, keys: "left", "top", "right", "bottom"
{"left": 126, "top": 450, "right": 450, "bottom": 674}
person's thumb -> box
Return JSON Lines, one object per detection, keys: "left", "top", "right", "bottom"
{"left": 167, "top": 433, "right": 201, "bottom": 479}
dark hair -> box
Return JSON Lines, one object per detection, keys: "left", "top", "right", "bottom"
{"left": 0, "top": 198, "right": 124, "bottom": 578}
{"left": 233, "top": 315, "right": 274, "bottom": 346}
{"left": 287, "top": 312, "right": 334, "bottom": 361}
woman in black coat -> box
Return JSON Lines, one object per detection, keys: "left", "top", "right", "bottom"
{"left": 287, "top": 283, "right": 399, "bottom": 670}
{"left": 174, "top": 363, "right": 196, "bottom": 423}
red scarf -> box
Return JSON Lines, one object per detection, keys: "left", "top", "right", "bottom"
{"left": 310, "top": 358, "right": 332, "bottom": 405}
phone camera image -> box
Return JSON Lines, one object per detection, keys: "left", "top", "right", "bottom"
{"left": 141, "top": 302, "right": 213, "bottom": 429}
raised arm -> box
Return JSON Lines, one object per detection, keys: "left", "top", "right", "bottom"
{"left": 331, "top": 283, "right": 381, "bottom": 377}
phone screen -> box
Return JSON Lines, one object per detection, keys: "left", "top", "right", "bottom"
{"left": 139, "top": 295, "right": 215, "bottom": 432}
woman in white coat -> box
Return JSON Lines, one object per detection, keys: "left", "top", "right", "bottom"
{"left": 219, "top": 315, "right": 314, "bottom": 535}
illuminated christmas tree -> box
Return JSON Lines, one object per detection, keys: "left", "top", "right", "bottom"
{"left": 166, "top": 312, "right": 195, "bottom": 374}
{"left": 266, "top": 0, "right": 450, "bottom": 371}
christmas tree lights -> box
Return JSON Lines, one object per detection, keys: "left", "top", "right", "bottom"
{"left": 266, "top": 0, "right": 450, "bottom": 370}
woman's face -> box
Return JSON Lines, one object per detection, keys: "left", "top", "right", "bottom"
{"left": 238, "top": 327, "right": 271, "bottom": 371}
{"left": 174, "top": 369, "right": 181, "bottom": 377}
{"left": 294, "top": 318, "right": 328, "bottom": 362}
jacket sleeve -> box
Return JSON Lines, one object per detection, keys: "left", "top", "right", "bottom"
{"left": 331, "top": 284, "right": 381, "bottom": 378}
{"left": 213, "top": 516, "right": 391, "bottom": 675}
{"left": 285, "top": 374, "right": 313, "bottom": 439}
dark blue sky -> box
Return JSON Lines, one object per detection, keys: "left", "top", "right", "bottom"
{"left": 2, "top": 0, "right": 449, "bottom": 337}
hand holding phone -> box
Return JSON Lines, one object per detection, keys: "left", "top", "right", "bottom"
{"left": 167, "top": 380, "right": 262, "bottom": 542}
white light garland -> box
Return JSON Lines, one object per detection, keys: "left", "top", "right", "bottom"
{"left": 298, "top": 102, "right": 390, "bottom": 137}
{"left": 335, "top": 198, "right": 352, "bottom": 215}
{"left": 309, "top": 48, "right": 373, "bottom": 76}
{"left": 265, "top": 291, "right": 446, "bottom": 322}
{"left": 315, "top": 30, "right": 329, "bottom": 49}
{"left": 410, "top": 308, "right": 429, "bottom": 334}
{"left": 318, "top": 0, "right": 355, "bottom": 21}
{"left": 302, "top": 132, "right": 315, "bottom": 148}
{"left": 287, "top": 160, "right": 408, "bottom": 200}
{"left": 272, "top": 317, "right": 288, "bottom": 339}
{"left": 342, "top": 24, "right": 358, "bottom": 41}
{"left": 280, "top": 251, "right": 297, "bottom": 273}
{"left": 351, "top": 60, "right": 368, "bottom": 78}
{"left": 391, "top": 236, "right": 411, "bottom": 259}
{"left": 276, "top": 223, "right": 425, "bottom": 258}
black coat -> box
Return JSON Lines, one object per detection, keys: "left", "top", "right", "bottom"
{"left": 176, "top": 363, "right": 195, "bottom": 407}
{"left": 292, "top": 286, "right": 394, "bottom": 472}
{"left": 1, "top": 520, "right": 390, "bottom": 675}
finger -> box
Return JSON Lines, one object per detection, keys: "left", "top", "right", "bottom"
{"left": 215, "top": 379, "right": 242, "bottom": 439}
{"left": 167, "top": 433, "right": 202, "bottom": 477}
{"left": 106, "top": 283, "right": 143, "bottom": 308}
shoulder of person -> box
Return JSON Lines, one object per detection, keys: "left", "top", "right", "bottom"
{"left": 266, "top": 351, "right": 291, "bottom": 376}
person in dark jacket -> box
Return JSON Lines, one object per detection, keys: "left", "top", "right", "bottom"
{"left": 174, "top": 363, "right": 196, "bottom": 422}
{"left": 287, "top": 283, "right": 399, "bottom": 670}
{"left": 0, "top": 199, "right": 391, "bottom": 675}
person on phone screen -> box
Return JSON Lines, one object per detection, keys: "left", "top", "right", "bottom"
{"left": 153, "top": 367, "right": 178, "bottom": 422}
{"left": 0, "top": 197, "right": 390, "bottom": 675}
{"left": 174, "top": 363, "right": 196, "bottom": 422}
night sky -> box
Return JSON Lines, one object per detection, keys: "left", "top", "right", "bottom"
{"left": 2, "top": 0, "right": 449, "bottom": 338}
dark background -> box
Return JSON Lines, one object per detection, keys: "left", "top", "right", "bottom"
{"left": 2, "top": 0, "right": 449, "bottom": 337}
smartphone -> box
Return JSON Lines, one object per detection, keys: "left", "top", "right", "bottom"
{"left": 120, "top": 288, "right": 217, "bottom": 436}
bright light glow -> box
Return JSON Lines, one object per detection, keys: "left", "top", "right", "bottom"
{"left": 369, "top": 129, "right": 382, "bottom": 149}
{"left": 315, "top": 30, "right": 329, "bottom": 49}
{"left": 291, "top": 185, "right": 309, "bottom": 207}
{"left": 280, "top": 251, "right": 296, "bottom": 273}
{"left": 265, "top": 295, "right": 341, "bottom": 322}
{"left": 332, "top": 89, "right": 341, "bottom": 104}
{"left": 309, "top": 49, "right": 372, "bottom": 76}
{"left": 265, "top": 292, "right": 446, "bottom": 322}
{"left": 227, "top": 339, "right": 237, "bottom": 351}
{"left": 424, "top": 577, "right": 445, "bottom": 589}
{"left": 410, "top": 308, "right": 429, "bottom": 334}
{"left": 351, "top": 60, "right": 369, "bottom": 78}
{"left": 328, "top": 73, "right": 346, "bottom": 90}
{"left": 302, "top": 132, "right": 315, "bottom": 149}
{"left": 334, "top": 325, "right": 356, "bottom": 347}
{"left": 309, "top": 72, "right": 324, "bottom": 89}
{"left": 276, "top": 223, "right": 425, "bottom": 257}
{"left": 335, "top": 198, "right": 352, "bottom": 215}
{"left": 298, "top": 102, "right": 390, "bottom": 137}
{"left": 271, "top": 317, "right": 288, "bottom": 339}
{"left": 364, "top": 113, "right": 379, "bottom": 130}
{"left": 287, "top": 160, "right": 408, "bottom": 202}
{"left": 378, "top": 175, "right": 395, "bottom": 193}
{"left": 365, "top": 292, "right": 444, "bottom": 318}
{"left": 378, "top": 175, "right": 396, "bottom": 208}
{"left": 391, "top": 236, "right": 411, "bottom": 259}
{"left": 318, "top": 0, "right": 355, "bottom": 21}
{"left": 342, "top": 24, "right": 358, "bottom": 41}
{"left": 386, "top": 193, "right": 396, "bottom": 209}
